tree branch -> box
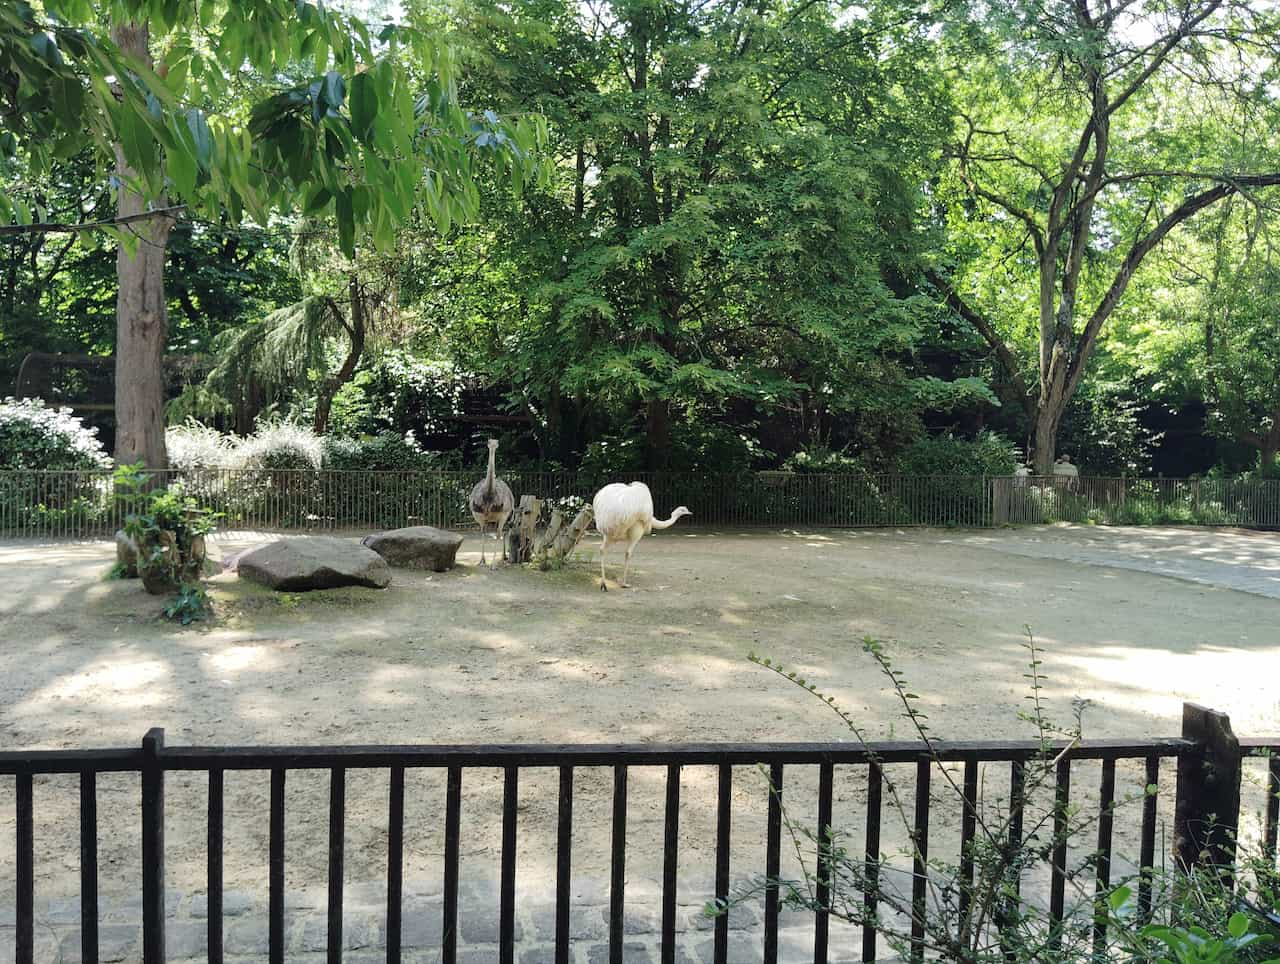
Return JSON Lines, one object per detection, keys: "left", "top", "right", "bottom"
{"left": 0, "top": 204, "right": 186, "bottom": 237}
{"left": 924, "top": 268, "right": 1034, "bottom": 419}
{"left": 1064, "top": 172, "right": 1280, "bottom": 400}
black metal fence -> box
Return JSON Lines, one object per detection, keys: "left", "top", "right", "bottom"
{"left": 992, "top": 475, "right": 1280, "bottom": 527}
{"left": 5, "top": 468, "right": 1280, "bottom": 539}
{"left": 1, "top": 705, "right": 1276, "bottom": 964}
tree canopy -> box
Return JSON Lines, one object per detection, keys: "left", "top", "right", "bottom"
{"left": 4, "top": 0, "right": 1280, "bottom": 478}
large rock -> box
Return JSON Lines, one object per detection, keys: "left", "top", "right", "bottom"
{"left": 234, "top": 537, "right": 391, "bottom": 591}
{"left": 361, "top": 526, "right": 464, "bottom": 572}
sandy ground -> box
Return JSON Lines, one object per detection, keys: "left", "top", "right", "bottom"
{"left": 1, "top": 524, "right": 1278, "bottom": 937}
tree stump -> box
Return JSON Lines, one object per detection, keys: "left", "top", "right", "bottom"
{"left": 504, "top": 495, "right": 543, "bottom": 563}
{"left": 552, "top": 506, "right": 594, "bottom": 560}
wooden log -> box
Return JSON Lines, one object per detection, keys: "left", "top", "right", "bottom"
{"left": 505, "top": 495, "right": 543, "bottom": 563}
{"left": 533, "top": 510, "right": 564, "bottom": 560}
{"left": 552, "top": 507, "right": 594, "bottom": 561}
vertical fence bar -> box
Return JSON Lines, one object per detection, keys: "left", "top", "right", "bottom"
{"left": 142, "top": 728, "right": 166, "bottom": 964}
{"left": 16, "top": 772, "right": 33, "bottom": 964}
{"left": 764, "top": 763, "right": 783, "bottom": 964}
{"left": 269, "top": 768, "right": 286, "bottom": 964}
{"left": 80, "top": 771, "right": 99, "bottom": 964}
{"left": 714, "top": 764, "right": 731, "bottom": 964}
{"left": 500, "top": 766, "right": 518, "bottom": 964}
{"left": 910, "top": 758, "right": 931, "bottom": 964}
{"left": 1139, "top": 755, "right": 1159, "bottom": 920}
{"left": 1266, "top": 755, "right": 1280, "bottom": 870}
{"left": 443, "top": 765, "right": 461, "bottom": 964}
{"left": 609, "top": 765, "right": 628, "bottom": 964}
{"left": 1092, "top": 759, "right": 1116, "bottom": 959}
{"left": 327, "top": 768, "right": 346, "bottom": 963}
{"left": 1049, "top": 758, "right": 1071, "bottom": 949}
{"left": 958, "top": 759, "right": 978, "bottom": 923}
{"left": 556, "top": 766, "right": 573, "bottom": 964}
{"left": 862, "top": 763, "right": 882, "bottom": 963}
{"left": 661, "top": 764, "right": 681, "bottom": 964}
{"left": 208, "top": 769, "right": 224, "bottom": 964}
{"left": 386, "top": 767, "right": 404, "bottom": 964}
{"left": 814, "top": 762, "right": 834, "bottom": 964}
{"left": 1008, "top": 760, "right": 1025, "bottom": 897}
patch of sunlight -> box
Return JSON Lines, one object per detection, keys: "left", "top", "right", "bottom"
{"left": 44, "top": 659, "right": 168, "bottom": 699}
{"left": 204, "top": 645, "right": 267, "bottom": 674}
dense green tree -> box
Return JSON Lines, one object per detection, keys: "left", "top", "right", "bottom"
{"left": 422, "top": 0, "right": 995, "bottom": 469}
{"left": 931, "top": 0, "right": 1280, "bottom": 473}
{"left": 1, "top": 0, "right": 545, "bottom": 466}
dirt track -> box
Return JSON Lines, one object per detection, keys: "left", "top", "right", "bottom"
{"left": 1, "top": 524, "right": 1277, "bottom": 937}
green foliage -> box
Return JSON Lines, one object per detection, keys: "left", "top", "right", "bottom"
{"left": 116, "top": 463, "right": 218, "bottom": 593}
{"left": 895, "top": 431, "right": 1018, "bottom": 477}
{"left": 0, "top": 0, "right": 549, "bottom": 259}
{"left": 431, "top": 0, "right": 982, "bottom": 468}
{"left": 0, "top": 396, "right": 110, "bottom": 470}
{"left": 163, "top": 582, "right": 211, "bottom": 625}
{"left": 322, "top": 432, "right": 445, "bottom": 472}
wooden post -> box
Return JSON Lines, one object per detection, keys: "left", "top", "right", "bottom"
{"left": 142, "top": 727, "right": 166, "bottom": 964}
{"left": 1174, "top": 703, "right": 1241, "bottom": 874}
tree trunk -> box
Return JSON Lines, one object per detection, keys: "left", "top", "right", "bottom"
{"left": 1262, "top": 441, "right": 1279, "bottom": 478}
{"left": 1032, "top": 405, "right": 1060, "bottom": 475}
{"left": 312, "top": 281, "right": 366, "bottom": 435}
{"left": 112, "top": 21, "right": 172, "bottom": 469}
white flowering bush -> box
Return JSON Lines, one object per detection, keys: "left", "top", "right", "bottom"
{"left": 232, "top": 421, "right": 324, "bottom": 471}
{"left": 166, "top": 421, "right": 236, "bottom": 471}
{"left": 0, "top": 397, "right": 111, "bottom": 470}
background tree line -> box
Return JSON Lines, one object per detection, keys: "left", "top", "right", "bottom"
{"left": 2, "top": 0, "right": 1279, "bottom": 477}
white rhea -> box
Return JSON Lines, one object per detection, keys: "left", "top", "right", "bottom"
{"left": 469, "top": 438, "right": 514, "bottom": 569}
{"left": 591, "top": 482, "right": 690, "bottom": 590}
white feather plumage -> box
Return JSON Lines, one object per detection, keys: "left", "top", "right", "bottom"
{"left": 591, "top": 482, "right": 689, "bottom": 589}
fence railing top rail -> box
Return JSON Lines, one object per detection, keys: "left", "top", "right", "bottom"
{"left": 0, "top": 735, "right": 1202, "bottom": 774}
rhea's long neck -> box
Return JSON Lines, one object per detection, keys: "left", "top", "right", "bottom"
{"left": 485, "top": 447, "right": 496, "bottom": 491}
{"left": 651, "top": 512, "right": 681, "bottom": 530}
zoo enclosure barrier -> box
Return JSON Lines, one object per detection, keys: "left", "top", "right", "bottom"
{"left": 4, "top": 468, "right": 1280, "bottom": 538}
{"left": 0, "top": 704, "right": 1276, "bottom": 964}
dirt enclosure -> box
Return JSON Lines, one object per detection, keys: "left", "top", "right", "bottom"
{"left": 1, "top": 523, "right": 1278, "bottom": 953}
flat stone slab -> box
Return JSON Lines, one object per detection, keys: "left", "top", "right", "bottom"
{"left": 234, "top": 537, "right": 391, "bottom": 592}
{"left": 361, "top": 526, "right": 464, "bottom": 572}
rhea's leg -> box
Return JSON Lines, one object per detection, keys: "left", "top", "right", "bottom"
{"left": 621, "top": 532, "right": 642, "bottom": 588}
{"left": 478, "top": 521, "right": 487, "bottom": 566}
{"left": 599, "top": 536, "right": 609, "bottom": 591}
{"left": 494, "top": 517, "right": 507, "bottom": 569}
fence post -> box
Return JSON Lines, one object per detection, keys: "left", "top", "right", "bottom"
{"left": 142, "top": 727, "right": 166, "bottom": 964}
{"left": 1174, "top": 703, "right": 1241, "bottom": 874}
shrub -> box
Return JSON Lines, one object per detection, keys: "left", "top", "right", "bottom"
{"left": 322, "top": 432, "right": 446, "bottom": 471}
{"left": 895, "top": 429, "right": 1018, "bottom": 477}
{"left": 0, "top": 397, "right": 111, "bottom": 471}
{"left": 166, "top": 421, "right": 235, "bottom": 472}
{"left": 727, "top": 638, "right": 1280, "bottom": 963}
{"left": 232, "top": 421, "right": 323, "bottom": 471}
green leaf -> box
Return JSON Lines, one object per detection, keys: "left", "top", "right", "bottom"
{"left": 186, "top": 110, "right": 213, "bottom": 169}
{"left": 334, "top": 188, "right": 355, "bottom": 257}
{"left": 303, "top": 186, "right": 332, "bottom": 216}
{"left": 1228, "top": 912, "right": 1250, "bottom": 939}
{"left": 321, "top": 70, "right": 346, "bottom": 112}
{"left": 349, "top": 71, "right": 378, "bottom": 143}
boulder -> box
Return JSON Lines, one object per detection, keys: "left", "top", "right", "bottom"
{"left": 361, "top": 526, "right": 464, "bottom": 572}
{"left": 234, "top": 537, "right": 391, "bottom": 591}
